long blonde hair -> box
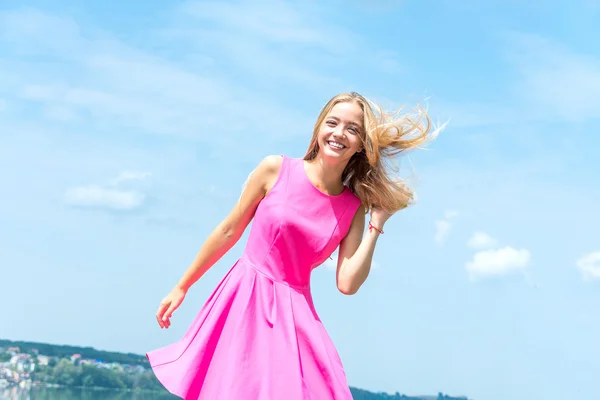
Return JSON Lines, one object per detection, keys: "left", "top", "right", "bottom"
{"left": 304, "top": 92, "right": 442, "bottom": 214}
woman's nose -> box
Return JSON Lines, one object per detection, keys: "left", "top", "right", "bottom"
{"left": 332, "top": 127, "right": 345, "bottom": 138}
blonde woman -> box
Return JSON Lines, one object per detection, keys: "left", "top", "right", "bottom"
{"left": 148, "top": 92, "right": 439, "bottom": 399}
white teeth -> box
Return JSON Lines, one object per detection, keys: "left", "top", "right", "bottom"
{"left": 328, "top": 141, "right": 345, "bottom": 149}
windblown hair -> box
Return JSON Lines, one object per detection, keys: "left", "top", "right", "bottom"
{"left": 304, "top": 92, "right": 442, "bottom": 214}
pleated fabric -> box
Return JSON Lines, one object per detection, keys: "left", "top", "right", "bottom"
{"left": 147, "top": 155, "right": 361, "bottom": 399}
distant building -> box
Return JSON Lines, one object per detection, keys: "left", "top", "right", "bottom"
{"left": 36, "top": 356, "right": 49, "bottom": 366}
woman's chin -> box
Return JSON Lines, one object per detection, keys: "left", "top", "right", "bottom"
{"left": 319, "top": 147, "right": 352, "bottom": 163}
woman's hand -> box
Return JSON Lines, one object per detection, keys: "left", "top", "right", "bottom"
{"left": 156, "top": 286, "right": 187, "bottom": 329}
{"left": 369, "top": 207, "right": 393, "bottom": 232}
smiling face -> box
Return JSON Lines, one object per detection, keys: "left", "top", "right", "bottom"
{"left": 316, "top": 101, "right": 364, "bottom": 163}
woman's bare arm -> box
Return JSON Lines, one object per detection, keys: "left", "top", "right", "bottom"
{"left": 335, "top": 208, "right": 380, "bottom": 295}
{"left": 176, "top": 155, "right": 283, "bottom": 291}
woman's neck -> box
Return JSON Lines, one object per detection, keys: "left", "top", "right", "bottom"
{"left": 306, "top": 156, "right": 347, "bottom": 194}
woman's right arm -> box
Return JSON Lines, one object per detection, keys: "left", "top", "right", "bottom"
{"left": 156, "top": 155, "right": 282, "bottom": 328}
{"left": 176, "top": 155, "right": 282, "bottom": 291}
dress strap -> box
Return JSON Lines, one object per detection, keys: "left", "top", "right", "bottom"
{"left": 279, "top": 154, "right": 290, "bottom": 181}
{"left": 263, "top": 154, "right": 290, "bottom": 196}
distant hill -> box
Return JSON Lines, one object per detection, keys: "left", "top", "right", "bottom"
{"left": 349, "top": 387, "right": 469, "bottom": 400}
{"left": 0, "top": 339, "right": 469, "bottom": 400}
{"left": 0, "top": 338, "right": 148, "bottom": 367}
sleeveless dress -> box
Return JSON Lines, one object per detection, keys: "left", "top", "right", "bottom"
{"left": 146, "top": 155, "right": 362, "bottom": 399}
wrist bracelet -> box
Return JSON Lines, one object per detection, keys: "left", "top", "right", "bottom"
{"left": 368, "top": 221, "right": 384, "bottom": 234}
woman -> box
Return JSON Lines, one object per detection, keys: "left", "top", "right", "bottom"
{"left": 147, "top": 92, "right": 439, "bottom": 399}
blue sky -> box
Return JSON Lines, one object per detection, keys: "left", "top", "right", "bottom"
{"left": 1, "top": 1, "right": 599, "bottom": 399}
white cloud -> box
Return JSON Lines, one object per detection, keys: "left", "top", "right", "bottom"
{"left": 576, "top": 251, "right": 600, "bottom": 281}
{"left": 467, "top": 231, "right": 498, "bottom": 249}
{"left": 465, "top": 246, "right": 531, "bottom": 280}
{"left": 64, "top": 185, "right": 145, "bottom": 211}
{"left": 170, "top": 0, "right": 407, "bottom": 88}
{"left": 178, "top": 1, "right": 356, "bottom": 54}
{"left": 64, "top": 170, "right": 151, "bottom": 211}
{"left": 434, "top": 209, "right": 458, "bottom": 245}
{"left": 0, "top": 8, "right": 315, "bottom": 142}
{"left": 110, "top": 171, "right": 152, "bottom": 185}
{"left": 444, "top": 210, "right": 458, "bottom": 219}
{"left": 434, "top": 220, "right": 451, "bottom": 245}
{"left": 0, "top": 3, "right": 415, "bottom": 156}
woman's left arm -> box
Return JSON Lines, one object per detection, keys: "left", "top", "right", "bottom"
{"left": 335, "top": 207, "right": 392, "bottom": 295}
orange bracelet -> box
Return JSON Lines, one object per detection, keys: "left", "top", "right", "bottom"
{"left": 368, "top": 221, "right": 384, "bottom": 234}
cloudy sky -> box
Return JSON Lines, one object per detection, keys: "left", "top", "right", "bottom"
{"left": 1, "top": 1, "right": 599, "bottom": 399}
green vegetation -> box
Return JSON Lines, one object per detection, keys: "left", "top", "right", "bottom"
{"left": 32, "top": 359, "right": 164, "bottom": 392}
{"left": 349, "top": 388, "right": 468, "bottom": 400}
{"left": 21, "top": 387, "right": 177, "bottom": 400}
{"left": 0, "top": 339, "right": 148, "bottom": 367}
{"left": 1, "top": 339, "right": 469, "bottom": 399}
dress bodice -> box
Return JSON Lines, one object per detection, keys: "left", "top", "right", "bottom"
{"left": 241, "top": 156, "right": 362, "bottom": 288}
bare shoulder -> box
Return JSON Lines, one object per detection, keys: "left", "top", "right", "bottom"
{"left": 245, "top": 155, "right": 283, "bottom": 194}
{"left": 261, "top": 155, "right": 284, "bottom": 193}
{"left": 259, "top": 154, "right": 284, "bottom": 174}
{"left": 253, "top": 154, "right": 283, "bottom": 179}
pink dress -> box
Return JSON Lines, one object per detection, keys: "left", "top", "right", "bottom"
{"left": 146, "top": 155, "right": 362, "bottom": 399}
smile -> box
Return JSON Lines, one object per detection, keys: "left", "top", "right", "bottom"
{"left": 327, "top": 141, "right": 346, "bottom": 149}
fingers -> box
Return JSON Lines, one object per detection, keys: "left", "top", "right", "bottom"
{"left": 163, "top": 304, "right": 178, "bottom": 329}
{"left": 156, "top": 301, "right": 169, "bottom": 329}
{"left": 156, "top": 292, "right": 185, "bottom": 329}
{"left": 156, "top": 300, "right": 180, "bottom": 329}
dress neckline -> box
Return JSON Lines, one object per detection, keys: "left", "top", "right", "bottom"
{"left": 298, "top": 158, "right": 348, "bottom": 198}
